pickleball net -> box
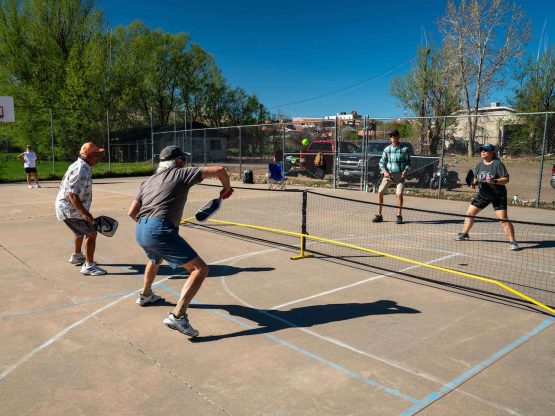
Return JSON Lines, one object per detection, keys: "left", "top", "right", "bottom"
{"left": 182, "top": 184, "right": 555, "bottom": 314}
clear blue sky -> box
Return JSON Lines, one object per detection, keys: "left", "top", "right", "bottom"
{"left": 99, "top": 0, "right": 553, "bottom": 118}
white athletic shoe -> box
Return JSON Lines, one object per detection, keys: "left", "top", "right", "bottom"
{"left": 80, "top": 262, "right": 107, "bottom": 276}
{"left": 69, "top": 253, "right": 86, "bottom": 265}
{"left": 136, "top": 292, "right": 163, "bottom": 306}
{"left": 28, "top": 185, "right": 33, "bottom": 189}
{"left": 36, "top": 184, "right": 41, "bottom": 188}
{"left": 163, "top": 313, "right": 199, "bottom": 337}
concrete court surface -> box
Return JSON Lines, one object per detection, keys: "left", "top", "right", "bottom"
{"left": 0, "top": 177, "right": 554, "bottom": 416}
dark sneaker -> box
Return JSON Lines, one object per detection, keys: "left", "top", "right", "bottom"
{"left": 454, "top": 233, "right": 470, "bottom": 241}
{"left": 510, "top": 241, "right": 521, "bottom": 251}
{"left": 136, "top": 292, "right": 163, "bottom": 306}
{"left": 164, "top": 313, "right": 199, "bottom": 338}
{"left": 396, "top": 215, "right": 403, "bottom": 224}
{"left": 372, "top": 214, "right": 383, "bottom": 223}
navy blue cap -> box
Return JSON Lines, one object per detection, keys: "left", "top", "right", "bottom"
{"left": 479, "top": 144, "right": 495, "bottom": 152}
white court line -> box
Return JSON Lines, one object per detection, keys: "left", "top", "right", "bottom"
{"left": 219, "top": 251, "right": 522, "bottom": 415}
{"left": 0, "top": 250, "right": 273, "bottom": 381}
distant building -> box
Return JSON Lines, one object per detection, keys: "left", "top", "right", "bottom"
{"left": 448, "top": 102, "right": 520, "bottom": 148}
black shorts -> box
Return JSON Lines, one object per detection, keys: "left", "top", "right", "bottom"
{"left": 471, "top": 193, "right": 508, "bottom": 211}
{"left": 24, "top": 167, "right": 37, "bottom": 173}
{"left": 63, "top": 218, "right": 96, "bottom": 236}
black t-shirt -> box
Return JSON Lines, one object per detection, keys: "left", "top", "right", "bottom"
{"left": 136, "top": 167, "right": 203, "bottom": 227}
{"left": 475, "top": 159, "right": 508, "bottom": 199}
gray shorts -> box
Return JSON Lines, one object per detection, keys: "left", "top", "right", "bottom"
{"left": 63, "top": 218, "right": 96, "bottom": 236}
{"left": 378, "top": 172, "right": 405, "bottom": 195}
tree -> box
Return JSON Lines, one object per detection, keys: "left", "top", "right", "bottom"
{"left": 508, "top": 46, "right": 555, "bottom": 154}
{"left": 390, "top": 45, "right": 459, "bottom": 154}
{"left": 439, "top": 0, "right": 531, "bottom": 156}
{"left": 0, "top": 0, "right": 104, "bottom": 157}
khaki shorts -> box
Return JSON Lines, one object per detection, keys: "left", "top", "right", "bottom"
{"left": 378, "top": 171, "right": 405, "bottom": 195}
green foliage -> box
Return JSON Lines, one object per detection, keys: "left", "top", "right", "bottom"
{"left": 510, "top": 46, "right": 555, "bottom": 113}
{"left": 0, "top": 1, "right": 269, "bottom": 156}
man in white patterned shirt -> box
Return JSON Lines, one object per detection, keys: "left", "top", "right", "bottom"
{"left": 55, "top": 142, "right": 107, "bottom": 275}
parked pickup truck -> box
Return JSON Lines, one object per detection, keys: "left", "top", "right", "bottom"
{"left": 337, "top": 141, "right": 439, "bottom": 188}
{"left": 286, "top": 140, "right": 358, "bottom": 179}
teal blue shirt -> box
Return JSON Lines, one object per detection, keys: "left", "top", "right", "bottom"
{"left": 379, "top": 145, "right": 411, "bottom": 173}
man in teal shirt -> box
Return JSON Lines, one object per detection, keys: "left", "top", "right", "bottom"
{"left": 372, "top": 130, "right": 411, "bottom": 224}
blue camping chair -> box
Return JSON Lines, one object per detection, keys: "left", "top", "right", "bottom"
{"left": 268, "top": 162, "right": 286, "bottom": 190}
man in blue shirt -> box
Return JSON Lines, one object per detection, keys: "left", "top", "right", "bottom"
{"left": 372, "top": 130, "right": 411, "bottom": 224}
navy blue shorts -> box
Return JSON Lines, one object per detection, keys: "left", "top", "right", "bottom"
{"left": 24, "top": 167, "right": 37, "bottom": 173}
{"left": 471, "top": 193, "right": 508, "bottom": 211}
{"left": 135, "top": 217, "right": 198, "bottom": 269}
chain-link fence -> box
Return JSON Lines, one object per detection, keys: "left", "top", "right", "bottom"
{"left": 1, "top": 108, "right": 553, "bottom": 205}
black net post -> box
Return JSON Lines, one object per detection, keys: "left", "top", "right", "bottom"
{"left": 291, "top": 189, "right": 314, "bottom": 260}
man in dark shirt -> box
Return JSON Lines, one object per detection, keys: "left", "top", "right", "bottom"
{"left": 128, "top": 145, "right": 233, "bottom": 337}
{"left": 454, "top": 144, "right": 520, "bottom": 251}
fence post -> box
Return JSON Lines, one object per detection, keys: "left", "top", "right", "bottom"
{"left": 291, "top": 190, "right": 314, "bottom": 260}
{"left": 203, "top": 128, "right": 207, "bottom": 166}
{"left": 333, "top": 115, "right": 338, "bottom": 189}
{"left": 49, "top": 108, "right": 55, "bottom": 175}
{"left": 173, "top": 110, "right": 177, "bottom": 146}
{"left": 536, "top": 112, "right": 549, "bottom": 207}
{"left": 238, "top": 126, "right": 242, "bottom": 178}
{"left": 281, "top": 122, "right": 285, "bottom": 167}
{"left": 150, "top": 107, "right": 154, "bottom": 166}
{"left": 106, "top": 110, "right": 111, "bottom": 173}
{"left": 437, "top": 116, "right": 447, "bottom": 194}
{"left": 362, "top": 115, "right": 368, "bottom": 192}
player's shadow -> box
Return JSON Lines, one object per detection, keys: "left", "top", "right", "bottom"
{"left": 170, "top": 265, "right": 275, "bottom": 279}
{"left": 190, "top": 300, "right": 420, "bottom": 342}
{"left": 108, "top": 264, "right": 273, "bottom": 277}
{"left": 474, "top": 239, "right": 555, "bottom": 250}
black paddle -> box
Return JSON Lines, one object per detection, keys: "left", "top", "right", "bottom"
{"left": 195, "top": 198, "right": 222, "bottom": 222}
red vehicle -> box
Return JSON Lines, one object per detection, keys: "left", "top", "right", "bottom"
{"left": 293, "top": 140, "right": 357, "bottom": 179}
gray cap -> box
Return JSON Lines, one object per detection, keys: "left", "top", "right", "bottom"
{"left": 159, "top": 145, "right": 191, "bottom": 161}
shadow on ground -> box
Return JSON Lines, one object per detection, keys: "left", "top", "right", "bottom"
{"left": 107, "top": 264, "right": 274, "bottom": 277}
{"left": 191, "top": 300, "right": 420, "bottom": 342}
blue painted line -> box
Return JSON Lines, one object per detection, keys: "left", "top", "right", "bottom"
{"left": 0, "top": 290, "right": 136, "bottom": 321}
{"left": 400, "top": 316, "right": 555, "bottom": 416}
{"left": 157, "top": 283, "right": 419, "bottom": 404}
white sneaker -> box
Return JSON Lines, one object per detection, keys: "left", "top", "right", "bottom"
{"left": 80, "top": 262, "right": 107, "bottom": 276}
{"left": 136, "top": 292, "right": 163, "bottom": 306}
{"left": 36, "top": 184, "right": 41, "bottom": 188}
{"left": 28, "top": 185, "right": 33, "bottom": 189}
{"left": 163, "top": 313, "right": 199, "bottom": 337}
{"left": 68, "top": 253, "right": 86, "bottom": 265}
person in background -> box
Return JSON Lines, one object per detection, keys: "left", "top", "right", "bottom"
{"left": 454, "top": 143, "right": 520, "bottom": 251}
{"left": 55, "top": 142, "right": 107, "bottom": 275}
{"left": 372, "top": 130, "right": 411, "bottom": 224}
{"left": 18, "top": 145, "right": 41, "bottom": 188}
{"left": 128, "top": 145, "right": 233, "bottom": 338}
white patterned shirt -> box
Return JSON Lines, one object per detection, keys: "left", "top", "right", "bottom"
{"left": 55, "top": 158, "right": 93, "bottom": 220}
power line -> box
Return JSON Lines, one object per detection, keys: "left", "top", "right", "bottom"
{"left": 269, "top": 56, "right": 416, "bottom": 110}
